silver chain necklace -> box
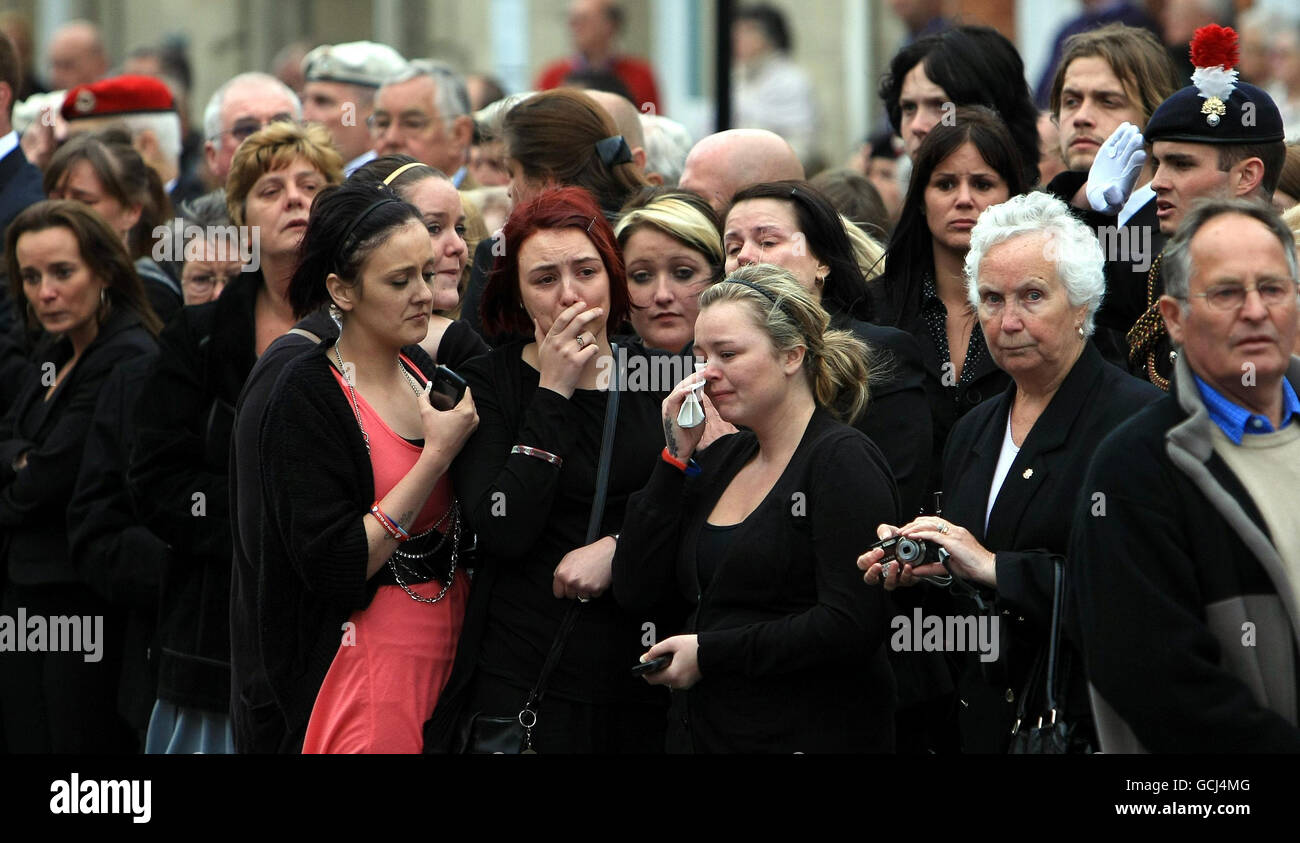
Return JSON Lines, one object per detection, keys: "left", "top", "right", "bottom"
{"left": 333, "top": 339, "right": 460, "bottom": 604}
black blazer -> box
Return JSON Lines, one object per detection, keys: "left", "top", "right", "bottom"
{"left": 0, "top": 144, "right": 43, "bottom": 240}
{"left": 614, "top": 407, "right": 899, "bottom": 753}
{"left": 0, "top": 306, "right": 157, "bottom": 585}
{"left": 939, "top": 342, "right": 1161, "bottom": 751}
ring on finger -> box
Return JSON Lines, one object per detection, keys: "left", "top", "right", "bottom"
{"left": 577, "top": 595, "right": 590, "bottom": 603}
{"left": 936, "top": 521, "right": 949, "bottom": 535}
{"left": 576, "top": 334, "right": 587, "bottom": 350}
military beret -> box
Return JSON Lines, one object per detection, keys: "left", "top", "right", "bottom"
{"left": 1144, "top": 24, "right": 1284, "bottom": 146}
{"left": 302, "top": 41, "right": 407, "bottom": 89}
{"left": 61, "top": 75, "right": 175, "bottom": 121}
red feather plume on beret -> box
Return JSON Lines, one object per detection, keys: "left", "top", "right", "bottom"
{"left": 1189, "top": 24, "right": 1239, "bottom": 70}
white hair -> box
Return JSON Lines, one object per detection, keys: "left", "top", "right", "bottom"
{"left": 640, "top": 113, "right": 693, "bottom": 187}
{"left": 115, "top": 111, "right": 183, "bottom": 165}
{"left": 203, "top": 72, "right": 302, "bottom": 140}
{"left": 382, "top": 59, "right": 470, "bottom": 121}
{"left": 963, "top": 191, "right": 1106, "bottom": 336}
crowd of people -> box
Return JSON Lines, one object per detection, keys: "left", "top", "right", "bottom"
{"left": 0, "top": 0, "right": 1298, "bottom": 755}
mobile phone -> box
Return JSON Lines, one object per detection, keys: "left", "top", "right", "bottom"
{"left": 630, "top": 654, "right": 673, "bottom": 676}
{"left": 428, "top": 365, "right": 467, "bottom": 410}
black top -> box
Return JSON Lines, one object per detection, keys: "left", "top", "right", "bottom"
{"left": 450, "top": 339, "right": 669, "bottom": 705}
{"left": 695, "top": 522, "right": 739, "bottom": 591}
{"left": 831, "top": 314, "right": 932, "bottom": 518}
{"left": 127, "top": 270, "right": 261, "bottom": 710}
{"left": 613, "top": 407, "right": 900, "bottom": 753}
{"left": 0, "top": 306, "right": 157, "bottom": 585}
{"left": 939, "top": 342, "right": 1161, "bottom": 751}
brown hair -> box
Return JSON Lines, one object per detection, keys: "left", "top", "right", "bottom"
{"left": 43, "top": 128, "right": 172, "bottom": 261}
{"left": 6, "top": 199, "right": 162, "bottom": 337}
{"left": 1272, "top": 143, "right": 1300, "bottom": 202}
{"left": 1049, "top": 24, "right": 1182, "bottom": 127}
{"left": 225, "top": 121, "right": 343, "bottom": 226}
{"left": 0, "top": 32, "right": 19, "bottom": 120}
{"left": 502, "top": 88, "right": 649, "bottom": 214}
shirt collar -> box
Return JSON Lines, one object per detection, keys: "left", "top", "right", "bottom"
{"left": 1192, "top": 372, "right": 1300, "bottom": 445}
{"left": 0, "top": 130, "right": 18, "bottom": 162}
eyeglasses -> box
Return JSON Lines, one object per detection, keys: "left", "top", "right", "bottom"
{"left": 367, "top": 112, "right": 454, "bottom": 136}
{"left": 183, "top": 271, "right": 241, "bottom": 292}
{"left": 1187, "top": 279, "right": 1299, "bottom": 311}
{"left": 211, "top": 113, "right": 296, "bottom": 143}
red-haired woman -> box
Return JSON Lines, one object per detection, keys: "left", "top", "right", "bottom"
{"left": 428, "top": 186, "right": 670, "bottom": 753}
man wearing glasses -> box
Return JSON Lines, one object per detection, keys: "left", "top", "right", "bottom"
{"left": 1070, "top": 197, "right": 1300, "bottom": 753}
{"left": 370, "top": 59, "right": 476, "bottom": 188}
{"left": 202, "top": 71, "right": 301, "bottom": 185}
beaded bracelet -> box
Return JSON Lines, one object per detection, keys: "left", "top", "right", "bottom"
{"left": 661, "top": 447, "right": 702, "bottom": 477}
{"left": 511, "top": 444, "right": 563, "bottom": 467}
{"left": 370, "top": 502, "right": 410, "bottom": 542}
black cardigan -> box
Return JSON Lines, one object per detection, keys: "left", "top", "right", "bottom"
{"left": 0, "top": 306, "right": 157, "bottom": 585}
{"left": 126, "top": 271, "right": 261, "bottom": 711}
{"left": 613, "top": 407, "right": 900, "bottom": 753}
{"left": 938, "top": 342, "right": 1161, "bottom": 751}
{"left": 229, "top": 315, "right": 480, "bottom": 753}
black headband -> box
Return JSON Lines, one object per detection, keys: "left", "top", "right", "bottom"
{"left": 725, "top": 277, "right": 780, "bottom": 305}
{"left": 596, "top": 135, "right": 633, "bottom": 167}
{"left": 336, "top": 194, "right": 404, "bottom": 263}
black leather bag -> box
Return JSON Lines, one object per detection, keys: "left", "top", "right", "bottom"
{"left": 1008, "top": 560, "right": 1094, "bottom": 755}
{"left": 457, "top": 344, "right": 622, "bottom": 754}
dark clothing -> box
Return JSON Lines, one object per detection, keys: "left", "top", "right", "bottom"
{"left": 432, "top": 318, "right": 491, "bottom": 370}
{"left": 424, "top": 340, "right": 670, "bottom": 753}
{"left": 0, "top": 145, "right": 44, "bottom": 242}
{"left": 940, "top": 342, "right": 1160, "bottom": 751}
{"left": 135, "top": 257, "right": 182, "bottom": 326}
{"left": 451, "top": 340, "right": 669, "bottom": 705}
{"left": 0, "top": 306, "right": 157, "bottom": 585}
{"left": 460, "top": 237, "right": 495, "bottom": 342}
{"left": 888, "top": 281, "right": 1011, "bottom": 511}
{"left": 127, "top": 271, "right": 261, "bottom": 712}
{"left": 228, "top": 312, "right": 484, "bottom": 753}
{"left": 614, "top": 407, "right": 899, "bottom": 753}
{"left": 229, "top": 308, "right": 336, "bottom": 754}
{"left": 0, "top": 305, "right": 156, "bottom": 752}
{"left": 1069, "top": 354, "right": 1300, "bottom": 752}
{"left": 834, "top": 315, "right": 932, "bottom": 519}
{"left": 67, "top": 353, "right": 169, "bottom": 734}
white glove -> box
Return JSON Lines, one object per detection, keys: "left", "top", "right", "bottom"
{"left": 1085, "top": 122, "right": 1147, "bottom": 215}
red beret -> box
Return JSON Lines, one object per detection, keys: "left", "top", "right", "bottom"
{"left": 61, "top": 75, "right": 175, "bottom": 121}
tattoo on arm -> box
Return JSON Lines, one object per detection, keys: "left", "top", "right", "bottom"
{"left": 663, "top": 417, "right": 678, "bottom": 458}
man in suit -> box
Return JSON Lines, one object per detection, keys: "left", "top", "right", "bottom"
{"left": 0, "top": 32, "right": 45, "bottom": 412}
{"left": 1042, "top": 25, "right": 1183, "bottom": 366}
{"left": 1070, "top": 198, "right": 1300, "bottom": 752}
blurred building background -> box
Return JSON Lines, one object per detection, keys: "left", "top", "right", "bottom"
{"left": 2, "top": 0, "right": 1297, "bottom": 172}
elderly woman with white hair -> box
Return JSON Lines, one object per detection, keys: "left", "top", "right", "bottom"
{"left": 857, "top": 191, "right": 1162, "bottom": 752}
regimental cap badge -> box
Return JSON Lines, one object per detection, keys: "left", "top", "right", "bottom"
{"left": 74, "top": 89, "right": 95, "bottom": 115}
{"left": 1189, "top": 24, "right": 1239, "bottom": 128}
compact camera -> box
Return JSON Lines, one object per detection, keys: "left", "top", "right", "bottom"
{"left": 867, "top": 535, "right": 948, "bottom": 567}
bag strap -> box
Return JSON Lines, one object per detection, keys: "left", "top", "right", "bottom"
{"left": 522, "top": 342, "right": 622, "bottom": 715}
{"left": 287, "top": 327, "right": 322, "bottom": 343}
{"left": 1043, "top": 558, "right": 1066, "bottom": 718}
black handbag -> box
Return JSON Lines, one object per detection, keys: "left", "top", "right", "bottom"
{"left": 457, "top": 343, "right": 622, "bottom": 754}
{"left": 1008, "top": 559, "right": 1094, "bottom": 754}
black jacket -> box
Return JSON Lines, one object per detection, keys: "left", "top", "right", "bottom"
{"left": 0, "top": 144, "right": 43, "bottom": 243}
{"left": 939, "top": 342, "right": 1161, "bottom": 751}
{"left": 0, "top": 306, "right": 157, "bottom": 585}
{"left": 67, "top": 352, "right": 169, "bottom": 730}
{"left": 833, "top": 315, "right": 932, "bottom": 519}
{"left": 1069, "top": 354, "right": 1300, "bottom": 752}
{"left": 0, "top": 145, "right": 45, "bottom": 414}
{"left": 613, "top": 407, "right": 899, "bottom": 753}
{"left": 127, "top": 271, "right": 260, "bottom": 711}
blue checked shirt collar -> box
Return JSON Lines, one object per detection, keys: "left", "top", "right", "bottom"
{"left": 1192, "top": 373, "right": 1300, "bottom": 445}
